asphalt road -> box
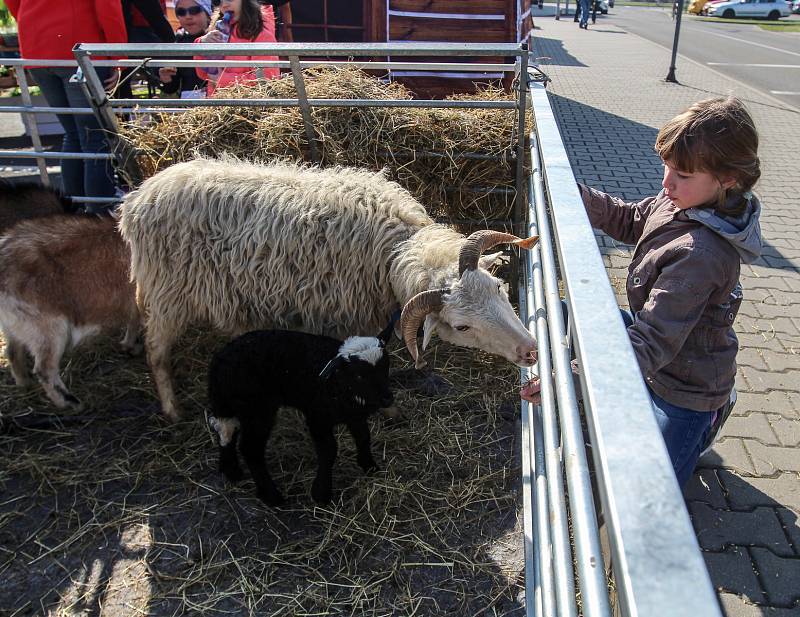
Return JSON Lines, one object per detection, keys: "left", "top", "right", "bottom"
{"left": 607, "top": 5, "right": 800, "bottom": 108}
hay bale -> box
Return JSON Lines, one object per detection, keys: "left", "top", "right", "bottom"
{"left": 119, "top": 66, "right": 530, "bottom": 223}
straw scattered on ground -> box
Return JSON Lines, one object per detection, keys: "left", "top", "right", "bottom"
{"left": 0, "top": 329, "right": 527, "bottom": 616}
{"left": 119, "top": 66, "right": 530, "bottom": 223}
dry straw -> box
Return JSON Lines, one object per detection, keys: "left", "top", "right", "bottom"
{"left": 119, "top": 65, "right": 530, "bottom": 223}
{"left": 0, "top": 331, "right": 526, "bottom": 615}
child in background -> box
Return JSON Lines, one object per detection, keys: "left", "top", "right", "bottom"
{"left": 520, "top": 97, "right": 763, "bottom": 488}
{"left": 158, "top": 0, "right": 212, "bottom": 98}
{"left": 194, "top": 0, "right": 280, "bottom": 95}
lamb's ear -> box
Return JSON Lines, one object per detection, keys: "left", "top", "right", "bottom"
{"left": 319, "top": 355, "right": 344, "bottom": 380}
{"left": 422, "top": 314, "right": 439, "bottom": 351}
{"left": 377, "top": 321, "right": 394, "bottom": 346}
{"left": 479, "top": 251, "right": 504, "bottom": 271}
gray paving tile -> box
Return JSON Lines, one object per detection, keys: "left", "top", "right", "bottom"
{"left": 690, "top": 503, "right": 794, "bottom": 558}
{"left": 703, "top": 548, "right": 766, "bottom": 605}
{"left": 750, "top": 548, "right": 800, "bottom": 607}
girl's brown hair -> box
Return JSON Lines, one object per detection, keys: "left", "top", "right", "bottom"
{"left": 655, "top": 96, "right": 760, "bottom": 216}
{"left": 212, "top": 0, "right": 264, "bottom": 41}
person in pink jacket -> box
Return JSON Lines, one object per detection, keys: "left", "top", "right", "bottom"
{"left": 194, "top": 0, "right": 279, "bottom": 95}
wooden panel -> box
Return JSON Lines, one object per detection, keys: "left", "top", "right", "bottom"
{"left": 390, "top": 16, "right": 508, "bottom": 42}
{"left": 390, "top": 0, "right": 508, "bottom": 13}
{"left": 392, "top": 75, "right": 510, "bottom": 99}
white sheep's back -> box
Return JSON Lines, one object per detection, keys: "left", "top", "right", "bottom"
{"left": 119, "top": 157, "right": 433, "bottom": 339}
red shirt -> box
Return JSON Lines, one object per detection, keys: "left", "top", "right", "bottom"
{"left": 6, "top": 0, "right": 128, "bottom": 60}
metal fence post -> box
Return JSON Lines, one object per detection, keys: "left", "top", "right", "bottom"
{"left": 289, "top": 54, "right": 320, "bottom": 163}
{"left": 72, "top": 48, "right": 143, "bottom": 187}
{"left": 14, "top": 68, "right": 50, "bottom": 185}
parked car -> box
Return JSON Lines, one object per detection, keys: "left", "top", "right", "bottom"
{"left": 597, "top": 0, "right": 610, "bottom": 13}
{"left": 707, "top": 0, "right": 790, "bottom": 18}
{"left": 792, "top": 0, "right": 800, "bottom": 13}
{"left": 607, "top": 0, "right": 615, "bottom": 7}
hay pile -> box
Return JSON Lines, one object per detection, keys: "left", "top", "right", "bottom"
{"left": 120, "top": 66, "right": 528, "bottom": 223}
{"left": 0, "top": 330, "right": 526, "bottom": 615}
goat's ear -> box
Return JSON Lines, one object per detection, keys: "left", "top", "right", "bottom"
{"left": 422, "top": 314, "right": 439, "bottom": 351}
{"left": 319, "top": 355, "right": 344, "bottom": 380}
{"left": 377, "top": 321, "right": 394, "bottom": 346}
{"left": 479, "top": 251, "right": 504, "bottom": 271}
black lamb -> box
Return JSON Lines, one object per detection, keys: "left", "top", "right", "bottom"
{"left": 207, "top": 324, "right": 395, "bottom": 506}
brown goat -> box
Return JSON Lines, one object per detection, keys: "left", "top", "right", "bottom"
{"left": 0, "top": 179, "right": 77, "bottom": 235}
{"left": 0, "top": 215, "right": 139, "bottom": 409}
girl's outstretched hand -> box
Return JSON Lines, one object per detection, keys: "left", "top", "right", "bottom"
{"left": 520, "top": 360, "right": 581, "bottom": 405}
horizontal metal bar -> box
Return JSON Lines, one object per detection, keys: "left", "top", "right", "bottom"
{"left": 0, "top": 150, "right": 114, "bottom": 160}
{"left": 0, "top": 106, "right": 94, "bottom": 115}
{"left": 528, "top": 76, "right": 721, "bottom": 617}
{"left": 75, "top": 42, "right": 524, "bottom": 57}
{"left": 2, "top": 57, "right": 516, "bottom": 72}
{"left": 105, "top": 97, "right": 517, "bottom": 109}
{"left": 71, "top": 196, "right": 120, "bottom": 204}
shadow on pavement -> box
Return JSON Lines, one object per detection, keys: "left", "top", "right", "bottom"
{"left": 686, "top": 462, "right": 800, "bottom": 609}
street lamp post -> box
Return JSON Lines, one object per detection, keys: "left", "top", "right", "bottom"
{"left": 666, "top": 0, "right": 686, "bottom": 83}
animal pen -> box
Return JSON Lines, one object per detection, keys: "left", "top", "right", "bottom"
{"left": 0, "top": 42, "right": 722, "bottom": 616}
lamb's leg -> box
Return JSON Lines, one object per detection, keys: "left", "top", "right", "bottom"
{"left": 307, "top": 422, "right": 338, "bottom": 504}
{"left": 239, "top": 415, "right": 283, "bottom": 506}
{"left": 4, "top": 333, "right": 32, "bottom": 387}
{"left": 143, "top": 314, "right": 183, "bottom": 422}
{"left": 218, "top": 426, "right": 243, "bottom": 482}
{"left": 346, "top": 418, "right": 378, "bottom": 473}
{"left": 31, "top": 323, "right": 79, "bottom": 409}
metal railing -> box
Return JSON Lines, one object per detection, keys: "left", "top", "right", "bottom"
{"left": 0, "top": 42, "right": 721, "bottom": 615}
{"left": 521, "top": 74, "right": 722, "bottom": 616}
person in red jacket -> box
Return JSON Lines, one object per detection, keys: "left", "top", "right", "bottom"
{"left": 194, "top": 0, "right": 279, "bottom": 96}
{"left": 6, "top": 0, "right": 127, "bottom": 203}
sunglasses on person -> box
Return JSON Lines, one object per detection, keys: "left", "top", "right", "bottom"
{"left": 175, "top": 6, "right": 206, "bottom": 16}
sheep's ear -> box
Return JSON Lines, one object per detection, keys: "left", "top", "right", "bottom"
{"left": 479, "top": 251, "right": 504, "bottom": 271}
{"left": 422, "top": 314, "right": 439, "bottom": 351}
{"left": 319, "top": 356, "right": 344, "bottom": 380}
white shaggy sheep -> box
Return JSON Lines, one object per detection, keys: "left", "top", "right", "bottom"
{"left": 119, "top": 157, "right": 538, "bottom": 421}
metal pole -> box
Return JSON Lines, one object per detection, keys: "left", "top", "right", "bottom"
{"left": 73, "top": 49, "right": 143, "bottom": 187}
{"left": 289, "top": 54, "right": 320, "bottom": 163}
{"left": 556, "top": 0, "right": 563, "bottom": 19}
{"left": 665, "top": 0, "right": 686, "bottom": 83}
{"left": 15, "top": 68, "right": 50, "bottom": 185}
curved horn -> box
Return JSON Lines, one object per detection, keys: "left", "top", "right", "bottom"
{"left": 458, "top": 230, "right": 539, "bottom": 277}
{"left": 400, "top": 288, "right": 449, "bottom": 369}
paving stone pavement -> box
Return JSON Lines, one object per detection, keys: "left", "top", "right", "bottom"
{"left": 531, "top": 12, "right": 800, "bottom": 616}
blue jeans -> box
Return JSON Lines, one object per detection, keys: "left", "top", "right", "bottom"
{"left": 579, "top": 0, "right": 591, "bottom": 25}
{"left": 29, "top": 67, "right": 116, "bottom": 198}
{"left": 620, "top": 309, "right": 714, "bottom": 487}
{"left": 650, "top": 389, "right": 714, "bottom": 488}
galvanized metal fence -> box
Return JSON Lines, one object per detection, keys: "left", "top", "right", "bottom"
{"left": 1, "top": 42, "right": 721, "bottom": 616}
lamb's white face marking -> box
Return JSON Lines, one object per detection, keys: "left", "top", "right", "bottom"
{"left": 209, "top": 416, "right": 240, "bottom": 446}
{"left": 337, "top": 336, "right": 384, "bottom": 366}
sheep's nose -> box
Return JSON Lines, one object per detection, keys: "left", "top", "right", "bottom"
{"left": 517, "top": 343, "right": 537, "bottom": 365}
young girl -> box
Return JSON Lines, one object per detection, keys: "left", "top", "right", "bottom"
{"left": 194, "top": 0, "right": 280, "bottom": 95}
{"left": 158, "top": 0, "right": 212, "bottom": 98}
{"left": 521, "top": 96, "right": 763, "bottom": 488}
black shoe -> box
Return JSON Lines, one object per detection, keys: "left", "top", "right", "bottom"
{"left": 700, "top": 389, "right": 737, "bottom": 457}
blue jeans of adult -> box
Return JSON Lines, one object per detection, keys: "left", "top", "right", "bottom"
{"left": 620, "top": 309, "right": 714, "bottom": 488}
{"left": 29, "top": 67, "right": 116, "bottom": 198}
{"left": 579, "top": 0, "right": 592, "bottom": 26}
